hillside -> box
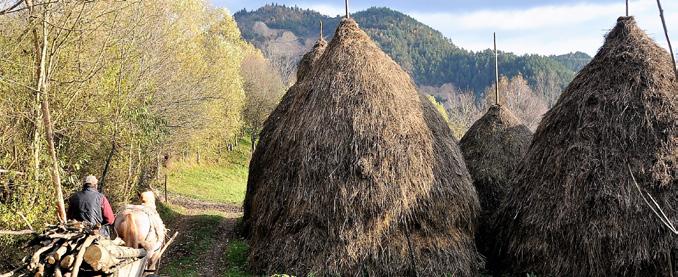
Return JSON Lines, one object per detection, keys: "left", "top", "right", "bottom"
{"left": 234, "top": 4, "right": 591, "bottom": 96}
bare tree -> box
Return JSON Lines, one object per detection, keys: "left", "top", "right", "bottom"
{"left": 241, "top": 51, "right": 286, "bottom": 150}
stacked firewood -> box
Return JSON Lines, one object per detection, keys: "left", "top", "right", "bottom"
{"left": 17, "top": 221, "right": 146, "bottom": 277}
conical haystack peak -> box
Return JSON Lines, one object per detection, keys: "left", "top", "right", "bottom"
{"left": 296, "top": 37, "right": 327, "bottom": 81}
{"left": 494, "top": 16, "right": 678, "bottom": 276}
{"left": 460, "top": 104, "right": 532, "bottom": 191}
{"left": 459, "top": 104, "right": 532, "bottom": 273}
{"left": 246, "top": 18, "right": 480, "bottom": 276}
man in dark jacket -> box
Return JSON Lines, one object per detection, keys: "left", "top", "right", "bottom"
{"left": 67, "top": 175, "right": 115, "bottom": 237}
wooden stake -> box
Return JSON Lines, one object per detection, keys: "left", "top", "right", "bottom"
{"left": 320, "top": 20, "right": 323, "bottom": 39}
{"left": 494, "top": 32, "right": 499, "bottom": 106}
{"left": 656, "top": 0, "right": 678, "bottom": 78}
{"left": 154, "top": 231, "right": 179, "bottom": 272}
{"left": 626, "top": 0, "right": 629, "bottom": 16}
{"left": 345, "top": 0, "right": 349, "bottom": 18}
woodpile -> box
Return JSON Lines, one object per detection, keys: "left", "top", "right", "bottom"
{"left": 5, "top": 221, "right": 148, "bottom": 277}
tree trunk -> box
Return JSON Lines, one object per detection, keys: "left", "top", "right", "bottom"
{"left": 31, "top": 97, "right": 41, "bottom": 184}
{"left": 250, "top": 133, "right": 256, "bottom": 152}
{"left": 29, "top": 2, "right": 66, "bottom": 222}
{"left": 100, "top": 139, "right": 116, "bottom": 194}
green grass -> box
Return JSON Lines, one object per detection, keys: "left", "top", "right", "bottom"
{"left": 167, "top": 139, "right": 251, "bottom": 204}
{"left": 160, "top": 213, "right": 224, "bottom": 277}
{"left": 158, "top": 139, "right": 253, "bottom": 276}
{"left": 157, "top": 202, "right": 252, "bottom": 277}
{"left": 223, "top": 239, "right": 250, "bottom": 277}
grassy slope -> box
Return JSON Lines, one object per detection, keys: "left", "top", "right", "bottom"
{"left": 158, "top": 139, "right": 251, "bottom": 276}
{"left": 167, "top": 139, "right": 251, "bottom": 204}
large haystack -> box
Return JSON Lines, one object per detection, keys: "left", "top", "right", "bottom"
{"left": 246, "top": 18, "right": 481, "bottom": 276}
{"left": 242, "top": 37, "right": 328, "bottom": 237}
{"left": 459, "top": 104, "right": 532, "bottom": 272}
{"left": 494, "top": 16, "right": 678, "bottom": 276}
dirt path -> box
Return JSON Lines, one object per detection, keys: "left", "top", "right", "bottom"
{"left": 159, "top": 193, "right": 243, "bottom": 276}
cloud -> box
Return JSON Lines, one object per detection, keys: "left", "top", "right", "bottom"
{"left": 304, "top": 3, "right": 345, "bottom": 17}
{"left": 218, "top": 0, "right": 678, "bottom": 55}
{"left": 408, "top": 1, "right": 678, "bottom": 55}
{"left": 412, "top": 2, "right": 627, "bottom": 31}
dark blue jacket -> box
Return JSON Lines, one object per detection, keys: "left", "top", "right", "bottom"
{"left": 67, "top": 187, "right": 115, "bottom": 235}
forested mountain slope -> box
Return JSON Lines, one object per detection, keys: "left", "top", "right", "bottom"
{"left": 234, "top": 5, "right": 591, "bottom": 97}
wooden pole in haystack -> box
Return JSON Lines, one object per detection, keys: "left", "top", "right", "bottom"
{"left": 626, "top": 0, "right": 629, "bottom": 16}
{"left": 345, "top": 0, "right": 349, "bottom": 18}
{"left": 656, "top": 0, "right": 678, "bottom": 78}
{"left": 494, "top": 32, "right": 499, "bottom": 106}
{"left": 320, "top": 20, "right": 323, "bottom": 39}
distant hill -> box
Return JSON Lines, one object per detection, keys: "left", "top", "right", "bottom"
{"left": 549, "top": 51, "right": 592, "bottom": 72}
{"left": 234, "top": 4, "right": 591, "bottom": 97}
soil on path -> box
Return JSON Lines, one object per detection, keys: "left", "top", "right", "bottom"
{"left": 159, "top": 193, "right": 243, "bottom": 277}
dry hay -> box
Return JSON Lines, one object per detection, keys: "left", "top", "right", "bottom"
{"left": 241, "top": 37, "right": 328, "bottom": 237}
{"left": 493, "top": 16, "right": 678, "bottom": 276}
{"left": 459, "top": 104, "right": 532, "bottom": 272}
{"left": 296, "top": 37, "right": 327, "bottom": 82}
{"left": 245, "top": 18, "right": 481, "bottom": 276}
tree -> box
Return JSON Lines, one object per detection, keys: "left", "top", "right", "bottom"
{"left": 483, "top": 75, "right": 548, "bottom": 130}
{"left": 420, "top": 83, "right": 483, "bottom": 139}
{"left": 0, "top": 0, "right": 252, "bottom": 230}
{"left": 241, "top": 49, "right": 286, "bottom": 150}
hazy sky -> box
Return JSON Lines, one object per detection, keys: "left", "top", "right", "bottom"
{"left": 211, "top": 0, "right": 678, "bottom": 56}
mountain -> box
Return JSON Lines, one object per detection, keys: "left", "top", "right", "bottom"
{"left": 549, "top": 52, "right": 592, "bottom": 72}
{"left": 234, "top": 4, "right": 591, "bottom": 97}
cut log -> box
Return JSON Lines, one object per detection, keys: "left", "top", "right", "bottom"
{"left": 30, "top": 241, "right": 57, "bottom": 269}
{"left": 71, "top": 235, "right": 96, "bottom": 277}
{"left": 60, "top": 255, "right": 74, "bottom": 269}
{"left": 48, "top": 242, "right": 71, "bottom": 264}
{"left": 34, "top": 264, "right": 44, "bottom": 277}
{"left": 54, "top": 265, "right": 63, "bottom": 277}
{"left": 83, "top": 245, "right": 119, "bottom": 272}
{"left": 83, "top": 243, "right": 146, "bottom": 272}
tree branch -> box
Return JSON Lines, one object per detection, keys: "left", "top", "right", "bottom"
{"left": 0, "top": 0, "right": 24, "bottom": 15}
{"left": 0, "top": 229, "right": 35, "bottom": 235}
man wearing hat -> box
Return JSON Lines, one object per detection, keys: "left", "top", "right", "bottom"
{"left": 67, "top": 175, "right": 115, "bottom": 237}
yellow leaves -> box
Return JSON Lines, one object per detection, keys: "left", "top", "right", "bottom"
{"left": 0, "top": 0, "right": 255, "bottom": 211}
{"left": 427, "top": 95, "right": 450, "bottom": 124}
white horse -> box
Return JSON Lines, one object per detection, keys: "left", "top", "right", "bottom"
{"left": 114, "top": 191, "right": 165, "bottom": 271}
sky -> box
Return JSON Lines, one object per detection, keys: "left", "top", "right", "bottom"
{"left": 211, "top": 0, "right": 678, "bottom": 56}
